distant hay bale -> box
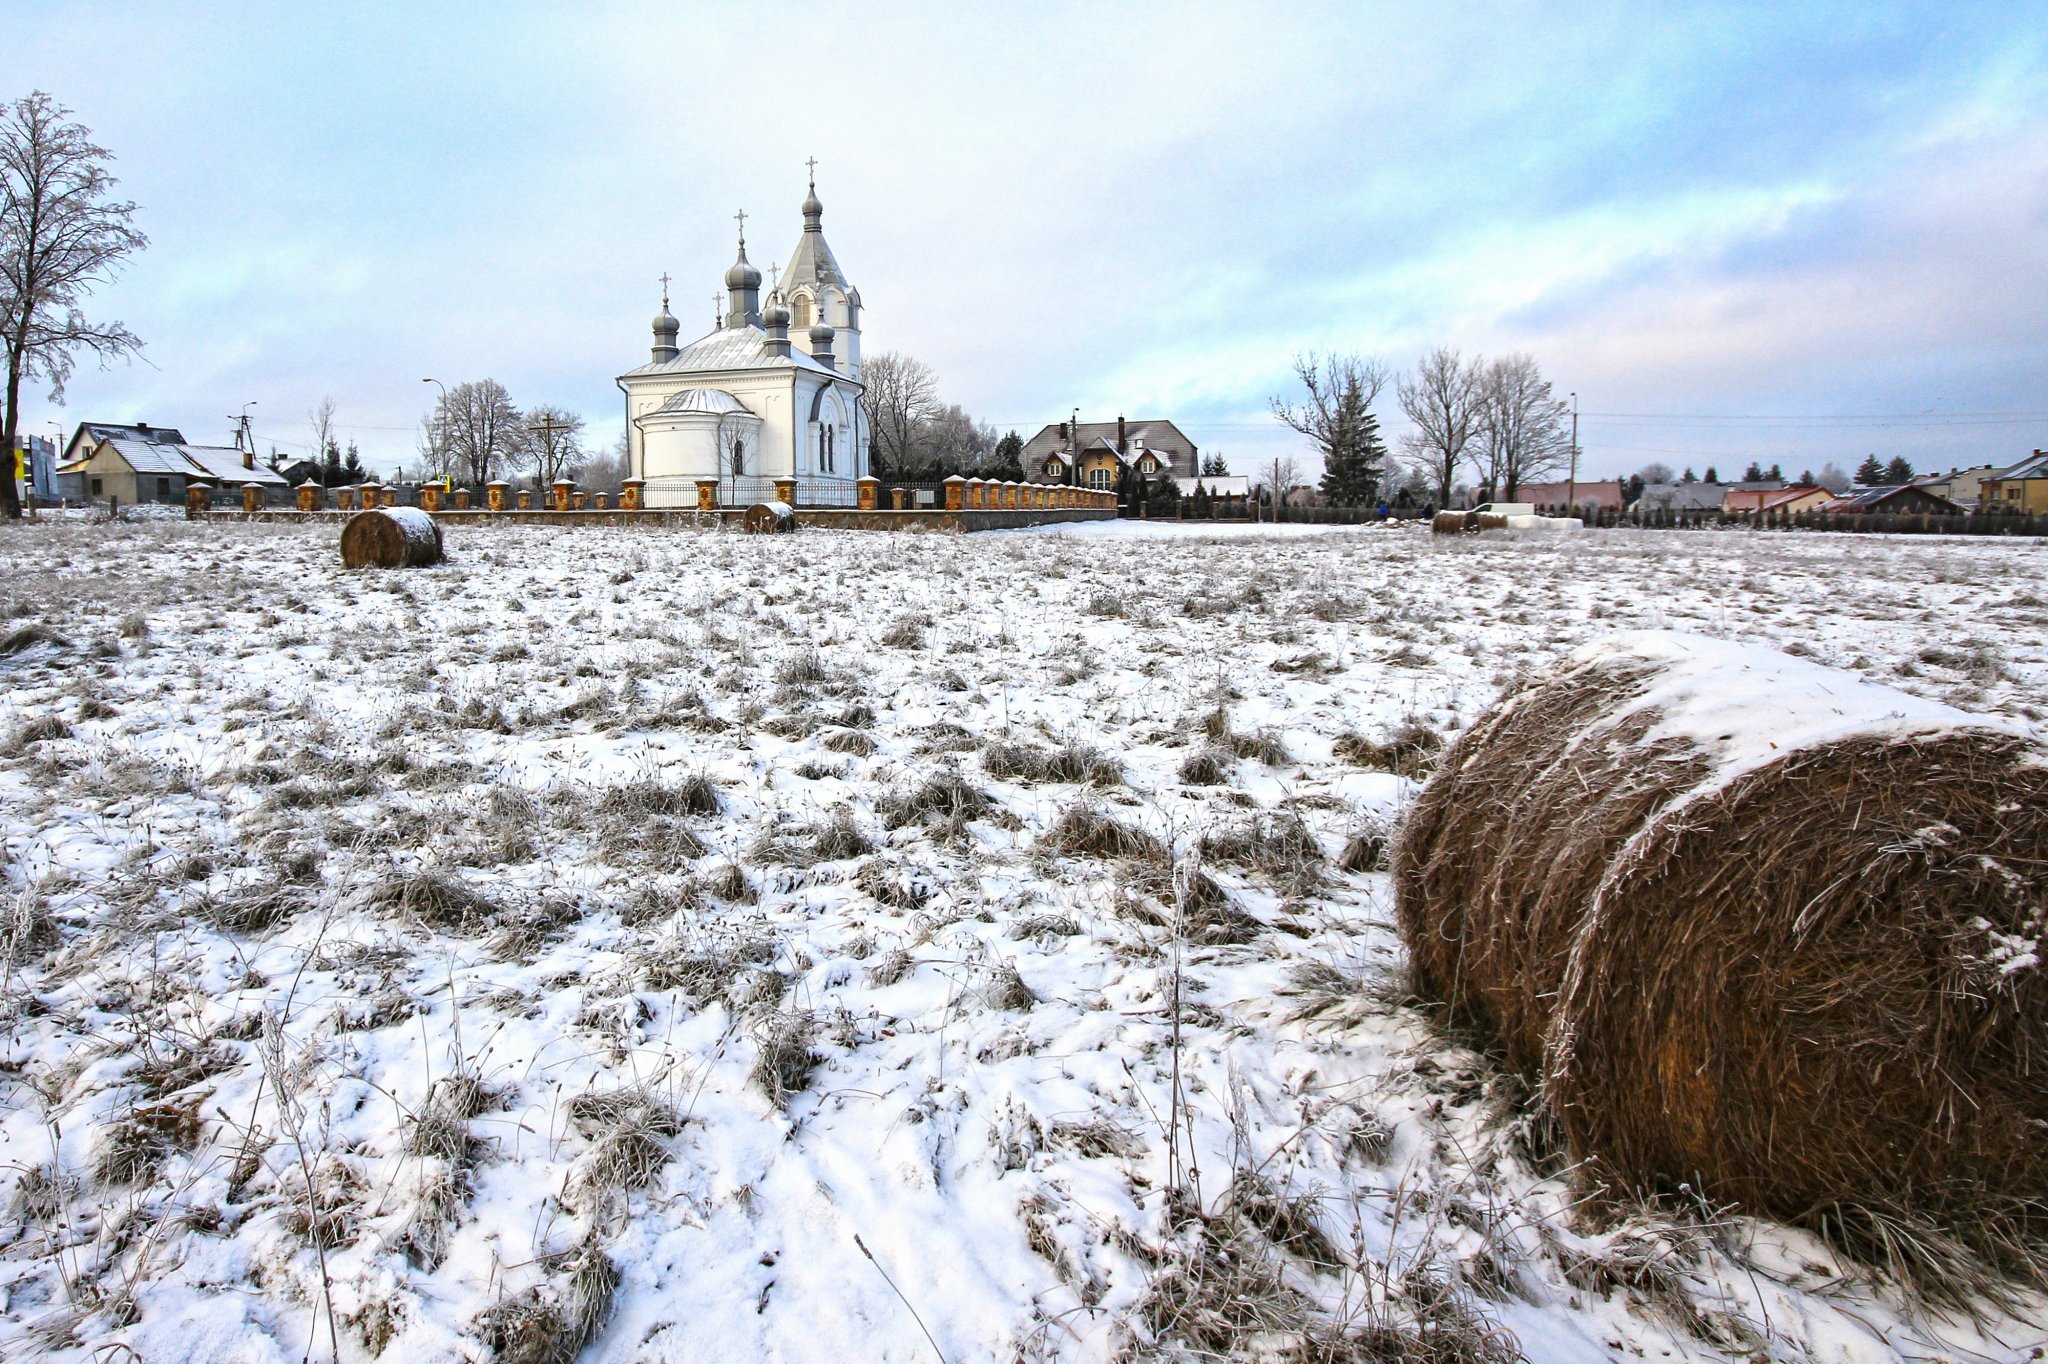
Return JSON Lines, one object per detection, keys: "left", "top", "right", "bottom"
{"left": 1392, "top": 632, "right": 2048, "bottom": 1252}
{"left": 743, "top": 501, "right": 796, "bottom": 534}
{"left": 1430, "top": 511, "right": 1473, "bottom": 535}
{"left": 340, "top": 506, "right": 444, "bottom": 568}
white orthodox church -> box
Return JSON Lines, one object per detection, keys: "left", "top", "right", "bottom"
{"left": 619, "top": 173, "right": 866, "bottom": 506}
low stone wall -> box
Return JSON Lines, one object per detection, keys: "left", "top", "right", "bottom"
{"left": 198, "top": 506, "right": 1115, "bottom": 533}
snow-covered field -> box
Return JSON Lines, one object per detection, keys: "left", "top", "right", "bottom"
{"left": 0, "top": 517, "right": 2042, "bottom": 1363}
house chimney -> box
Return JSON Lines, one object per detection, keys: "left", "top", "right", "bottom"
{"left": 1117, "top": 415, "right": 1126, "bottom": 454}
{"left": 243, "top": 448, "right": 254, "bottom": 470}
{"left": 1057, "top": 421, "right": 1067, "bottom": 442}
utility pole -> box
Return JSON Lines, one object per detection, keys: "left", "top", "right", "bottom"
{"left": 230, "top": 401, "right": 257, "bottom": 453}
{"left": 1567, "top": 391, "right": 1579, "bottom": 515}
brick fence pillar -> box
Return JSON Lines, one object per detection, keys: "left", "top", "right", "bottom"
{"left": 186, "top": 482, "right": 212, "bottom": 518}
{"left": 455, "top": 488, "right": 472, "bottom": 509}
{"left": 593, "top": 492, "right": 609, "bottom": 509}
{"left": 296, "top": 481, "right": 320, "bottom": 513}
{"left": 487, "top": 480, "right": 508, "bottom": 511}
{"left": 891, "top": 487, "right": 907, "bottom": 510}
{"left": 336, "top": 486, "right": 356, "bottom": 511}
{"left": 965, "top": 479, "right": 983, "bottom": 510}
{"left": 516, "top": 489, "right": 533, "bottom": 510}
{"left": 621, "top": 478, "right": 644, "bottom": 511}
{"left": 857, "top": 476, "right": 879, "bottom": 511}
{"left": 551, "top": 480, "right": 573, "bottom": 512}
{"left": 420, "top": 483, "right": 441, "bottom": 513}
{"left": 944, "top": 475, "right": 966, "bottom": 511}
{"left": 774, "top": 476, "right": 797, "bottom": 506}
{"left": 241, "top": 483, "right": 264, "bottom": 514}
{"left": 572, "top": 491, "right": 587, "bottom": 510}
{"left": 697, "top": 479, "right": 719, "bottom": 511}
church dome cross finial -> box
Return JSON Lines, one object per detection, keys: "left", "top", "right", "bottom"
{"left": 802, "top": 160, "right": 824, "bottom": 229}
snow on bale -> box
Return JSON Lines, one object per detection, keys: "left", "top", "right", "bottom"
{"left": 743, "top": 501, "right": 796, "bottom": 534}
{"left": 1392, "top": 631, "right": 2048, "bottom": 1260}
{"left": 340, "top": 505, "right": 445, "bottom": 568}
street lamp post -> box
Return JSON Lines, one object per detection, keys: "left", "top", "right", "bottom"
{"left": 1567, "top": 391, "right": 1579, "bottom": 516}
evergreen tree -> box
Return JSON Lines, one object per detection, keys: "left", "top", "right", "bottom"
{"left": 1315, "top": 372, "right": 1385, "bottom": 506}
{"left": 1742, "top": 461, "right": 1765, "bottom": 482}
{"left": 1767, "top": 462, "right": 1783, "bottom": 481}
{"left": 1680, "top": 467, "right": 1697, "bottom": 483}
{"left": 343, "top": 440, "right": 363, "bottom": 481}
{"left": 988, "top": 430, "right": 1024, "bottom": 481}
{"left": 321, "top": 438, "right": 343, "bottom": 486}
{"left": 1703, "top": 466, "right": 1719, "bottom": 484}
{"left": 1797, "top": 469, "right": 1814, "bottom": 487}
{"left": 1854, "top": 454, "right": 1886, "bottom": 486}
{"left": 1200, "top": 451, "right": 1228, "bottom": 477}
{"left": 1884, "top": 455, "right": 1914, "bottom": 484}
{"left": 1625, "top": 474, "right": 1645, "bottom": 505}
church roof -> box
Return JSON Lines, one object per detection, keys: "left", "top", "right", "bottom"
{"left": 782, "top": 230, "right": 848, "bottom": 299}
{"left": 646, "top": 388, "right": 754, "bottom": 417}
{"left": 620, "top": 325, "right": 844, "bottom": 381}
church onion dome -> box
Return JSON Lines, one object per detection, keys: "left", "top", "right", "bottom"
{"left": 725, "top": 242, "right": 761, "bottom": 290}
{"left": 808, "top": 318, "right": 836, "bottom": 347}
{"left": 652, "top": 306, "right": 679, "bottom": 335}
{"left": 802, "top": 182, "right": 824, "bottom": 225}
{"left": 647, "top": 388, "right": 752, "bottom": 417}
{"left": 763, "top": 292, "right": 791, "bottom": 329}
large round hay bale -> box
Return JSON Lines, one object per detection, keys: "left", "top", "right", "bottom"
{"left": 743, "top": 501, "right": 796, "bottom": 534}
{"left": 1430, "top": 511, "right": 1472, "bottom": 535}
{"left": 340, "top": 506, "right": 444, "bottom": 568}
{"left": 1393, "top": 632, "right": 2048, "bottom": 1243}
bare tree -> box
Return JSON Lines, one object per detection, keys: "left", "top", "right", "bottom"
{"left": 1270, "top": 352, "right": 1388, "bottom": 462}
{"left": 1472, "top": 352, "right": 1569, "bottom": 499}
{"left": 524, "top": 404, "right": 585, "bottom": 486}
{"left": 1259, "top": 453, "right": 1301, "bottom": 508}
{"left": 430, "top": 379, "right": 526, "bottom": 486}
{"left": 859, "top": 350, "right": 938, "bottom": 477}
{"left": 0, "top": 92, "right": 147, "bottom": 518}
{"left": 575, "top": 430, "right": 627, "bottom": 494}
{"left": 1634, "top": 461, "right": 1675, "bottom": 485}
{"left": 309, "top": 395, "right": 338, "bottom": 464}
{"left": 1397, "top": 346, "right": 1482, "bottom": 508}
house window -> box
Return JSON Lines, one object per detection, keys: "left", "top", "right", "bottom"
{"left": 1088, "top": 467, "right": 1112, "bottom": 489}
{"left": 1140, "top": 457, "right": 1157, "bottom": 474}
{"left": 156, "top": 477, "right": 170, "bottom": 500}
{"left": 90, "top": 477, "right": 103, "bottom": 496}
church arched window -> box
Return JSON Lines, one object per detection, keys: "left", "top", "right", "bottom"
{"left": 730, "top": 438, "right": 745, "bottom": 475}
{"left": 793, "top": 294, "right": 812, "bottom": 328}
{"left": 823, "top": 425, "right": 835, "bottom": 472}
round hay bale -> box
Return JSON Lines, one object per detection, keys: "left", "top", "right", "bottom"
{"left": 1474, "top": 512, "right": 1510, "bottom": 531}
{"left": 1393, "top": 632, "right": 2048, "bottom": 1244}
{"left": 743, "top": 501, "right": 796, "bottom": 534}
{"left": 1430, "top": 510, "right": 1472, "bottom": 535}
{"left": 340, "top": 506, "right": 444, "bottom": 568}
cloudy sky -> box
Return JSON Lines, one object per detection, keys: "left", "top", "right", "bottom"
{"left": 9, "top": 2, "right": 2046, "bottom": 480}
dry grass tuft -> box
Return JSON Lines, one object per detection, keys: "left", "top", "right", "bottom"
{"left": 1199, "top": 810, "right": 1324, "bottom": 896}
{"left": 365, "top": 870, "right": 505, "bottom": 934}
{"left": 1044, "top": 801, "right": 1167, "bottom": 864}
{"left": 879, "top": 771, "right": 994, "bottom": 832}
{"left": 3, "top": 714, "right": 71, "bottom": 756}
{"left": 1176, "top": 747, "right": 1232, "bottom": 786}
{"left": 95, "top": 1096, "right": 204, "bottom": 1185}
{"left": 749, "top": 1010, "right": 819, "bottom": 1108}
{"left": 567, "top": 1086, "right": 682, "bottom": 1212}
{"left": 983, "top": 961, "right": 1038, "bottom": 1011}
{"left": 1202, "top": 707, "right": 1290, "bottom": 765}
{"left": 473, "top": 1233, "right": 618, "bottom": 1364}
{"left": 1334, "top": 721, "right": 1445, "bottom": 778}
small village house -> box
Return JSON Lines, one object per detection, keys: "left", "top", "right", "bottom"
{"left": 77, "top": 437, "right": 289, "bottom": 506}
{"left": 1021, "top": 417, "right": 1198, "bottom": 492}
{"left": 1821, "top": 484, "right": 1965, "bottom": 517}
{"left": 1516, "top": 480, "right": 1624, "bottom": 515}
{"left": 1724, "top": 486, "right": 1833, "bottom": 516}
{"left": 1910, "top": 464, "right": 2002, "bottom": 511}
{"left": 1977, "top": 451, "right": 2048, "bottom": 514}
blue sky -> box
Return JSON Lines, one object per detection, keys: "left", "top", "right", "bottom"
{"left": 8, "top": 1, "right": 2046, "bottom": 480}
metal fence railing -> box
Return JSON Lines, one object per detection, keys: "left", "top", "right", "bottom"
{"left": 639, "top": 474, "right": 861, "bottom": 509}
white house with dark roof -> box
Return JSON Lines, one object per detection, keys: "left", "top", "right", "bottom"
{"left": 617, "top": 172, "right": 866, "bottom": 507}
